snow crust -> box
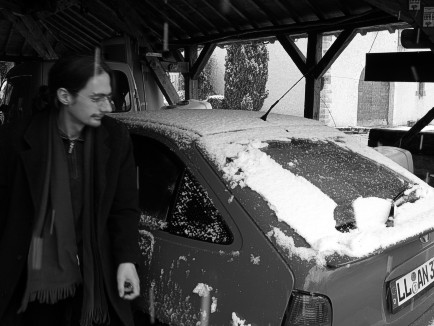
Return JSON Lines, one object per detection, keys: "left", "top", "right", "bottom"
{"left": 231, "top": 312, "right": 252, "bottom": 326}
{"left": 193, "top": 283, "right": 213, "bottom": 297}
{"left": 117, "top": 110, "right": 434, "bottom": 262}
{"left": 213, "top": 137, "right": 434, "bottom": 260}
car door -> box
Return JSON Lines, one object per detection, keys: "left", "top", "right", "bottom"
{"left": 131, "top": 133, "right": 293, "bottom": 326}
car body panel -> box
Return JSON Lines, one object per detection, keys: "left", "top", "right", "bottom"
{"left": 132, "top": 131, "right": 294, "bottom": 325}
{"left": 116, "top": 110, "right": 434, "bottom": 325}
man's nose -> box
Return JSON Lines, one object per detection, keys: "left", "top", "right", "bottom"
{"left": 101, "top": 98, "right": 113, "bottom": 113}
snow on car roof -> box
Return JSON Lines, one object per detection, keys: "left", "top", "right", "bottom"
{"left": 117, "top": 109, "right": 434, "bottom": 263}
{"left": 116, "top": 108, "right": 325, "bottom": 136}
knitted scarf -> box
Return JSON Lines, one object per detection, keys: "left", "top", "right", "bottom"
{"left": 19, "top": 111, "right": 109, "bottom": 325}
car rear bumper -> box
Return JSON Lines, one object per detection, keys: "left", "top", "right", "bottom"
{"left": 409, "top": 301, "right": 434, "bottom": 326}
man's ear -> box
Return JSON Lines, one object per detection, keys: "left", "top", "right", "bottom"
{"left": 56, "top": 88, "right": 72, "bottom": 106}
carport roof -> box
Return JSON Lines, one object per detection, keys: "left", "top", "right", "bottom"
{"left": 0, "top": 0, "right": 406, "bottom": 61}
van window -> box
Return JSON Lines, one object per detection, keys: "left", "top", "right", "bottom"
{"left": 111, "top": 70, "right": 131, "bottom": 112}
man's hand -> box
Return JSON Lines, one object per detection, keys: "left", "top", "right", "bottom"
{"left": 117, "top": 262, "right": 140, "bottom": 300}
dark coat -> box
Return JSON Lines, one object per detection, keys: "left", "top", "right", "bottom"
{"left": 0, "top": 111, "right": 140, "bottom": 325}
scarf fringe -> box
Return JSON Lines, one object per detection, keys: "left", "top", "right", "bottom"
{"left": 80, "top": 307, "right": 110, "bottom": 326}
{"left": 28, "top": 283, "right": 78, "bottom": 305}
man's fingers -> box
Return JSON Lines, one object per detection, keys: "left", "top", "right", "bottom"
{"left": 120, "top": 281, "right": 139, "bottom": 300}
{"left": 118, "top": 279, "right": 125, "bottom": 297}
{"left": 123, "top": 283, "right": 140, "bottom": 300}
{"left": 117, "top": 263, "right": 140, "bottom": 299}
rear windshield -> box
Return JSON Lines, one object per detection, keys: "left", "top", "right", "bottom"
{"left": 261, "top": 139, "right": 410, "bottom": 230}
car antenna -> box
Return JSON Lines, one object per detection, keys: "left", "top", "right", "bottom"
{"left": 260, "top": 69, "right": 310, "bottom": 121}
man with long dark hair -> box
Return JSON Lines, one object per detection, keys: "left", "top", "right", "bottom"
{"left": 0, "top": 54, "right": 140, "bottom": 325}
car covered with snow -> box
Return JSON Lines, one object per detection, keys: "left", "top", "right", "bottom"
{"left": 116, "top": 109, "right": 434, "bottom": 326}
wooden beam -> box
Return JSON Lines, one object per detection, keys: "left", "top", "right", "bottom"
{"left": 0, "top": 0, "right": 23, "bottom": 14}
{"left": 0, "top": 54, "right": 41, "bottom": 62}
{"left": 21, "top": 15, "right": 58, "bottom": 59}
{"left": 170, "top": 10, "right": 400, "bottom": 46}
{"left": 90, "top": 0, "right": 154, "bottom": 49}
{"left": 44, "top": 19, "right": 92, "bottom": 52}
{"left": 47, "top": 14, "right": 98, "bottom": 48}
{"left": 1, "top": 24, "right": 12, "bottom": 54}
{"left": 172, "top": 49, "right": 185, "bottom": 62}
{"left": 227, "top": 1, "right": 259, "bottom": 29}
{"left": 177, "top": 0, "right": 223, "bottom": 33}
{"left": 84, "top": 0, "right": 132, "bottom": 36}
{"left": 191, "top": 43, "right": 216, "bottom": 80}
{"left": 247, "top": 0, "right": 279, "bottom": 26}
{"left": 304, "top": 0, "right": 326, "bottom": 20}
{"left": 146, "top": 56, "right": 179, "bottom": 105}
{"left": 62, "top": 9, "right": 111, "bottom": 40}
{"left": 1, "top": 9, "right": 52, "bottom": 59}
{"left": 273, "top": 0, "right": 301, "bottom": 24}
{"left": 141, "top": 0, "right": 190, "bottom": 37}
{"left": 304, "top": 33, "right": 322, "bottom": 120}
{"left": 313, "top": 28, "right": 357, "bottom": 79}
{"left": 201, "top": 0, "right": 240, "bottom": 32}
{"left": 184, "top": 45, "right": 198, "bottom": 100}
{"left": 160, "top": 61, "right": 189, "bottom": 73}
{"left": 165, "top": 1, "right": 207, "bottom": 35}
{"left": 276, "top": 35, "right": 307, "bottom": 75}
{"left": 333, "top": 0, "right": 351, "bottom": 16}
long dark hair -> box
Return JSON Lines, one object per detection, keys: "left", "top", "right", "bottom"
{"left": 48, "top": 55, "right": 113, "bottom": 108}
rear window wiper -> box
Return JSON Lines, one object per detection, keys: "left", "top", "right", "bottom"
{"left": 386, "top": 188, "right": 410, "bottom": 227}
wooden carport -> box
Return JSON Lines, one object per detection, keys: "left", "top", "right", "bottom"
{"left": 0, "top": 0, "right": 425, "bottom": 119}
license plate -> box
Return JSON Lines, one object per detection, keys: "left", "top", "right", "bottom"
{"left": 389, "top": 257, "right": 434, "bottom": 313}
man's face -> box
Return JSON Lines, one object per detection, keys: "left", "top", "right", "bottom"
{"left": 66, "top": 71, "right": 113, "bottom": 128}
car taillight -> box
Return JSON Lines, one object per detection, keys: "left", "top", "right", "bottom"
{"left": 283, "top": 291, "right": 332, "bottom": 326}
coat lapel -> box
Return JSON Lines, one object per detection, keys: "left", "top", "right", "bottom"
{"left": 94, "top": 122, "right": 110, "bottom": 216}
{"left": 20, "top": 112, "right": 50, "bottom": 212}
{"left": 20, "top": 113, "right": 111, "bottom": 222}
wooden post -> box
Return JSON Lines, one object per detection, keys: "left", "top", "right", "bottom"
{"left": 304, "top": 33, "right": 322, "bottom": 120}
{"left": 146, "top": 56, "right": 180, "bottom": 105}
{"left": 184, "top": 45, "right": 198, "bottom": 100}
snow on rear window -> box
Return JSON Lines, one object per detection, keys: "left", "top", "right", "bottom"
{"left": 199, "top": 136, "right": 434, "bottom": 261}
{"left": 262, "top": 139, "right": 409, "bottom": 228}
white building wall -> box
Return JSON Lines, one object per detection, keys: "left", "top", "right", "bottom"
{"left": 208, "top": 31, "right": 434, "bottom": 126}
{"left": 330, "top": 30, "right": 434, "bottom": 127}
{"left": 329, "top": 31, "right": 398, "bottom": 127}
{"left": 208, "top": 40, "right": 307, "bottom": 116}
{"left": 261, "top": 39, "right": 307, "bottom": 116}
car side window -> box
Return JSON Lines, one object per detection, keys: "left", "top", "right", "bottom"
{"left": 132, "top": 135, "right": 182, "bottom": 228}
{"left": 132, "top": 134, "right": 233, "bottom": 244}
{"left": 166, "top": 170, "right": 233, "bottom": 244}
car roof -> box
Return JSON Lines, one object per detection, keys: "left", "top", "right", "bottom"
{"left": 115, "top": 108, "right": 339, "bottom": 141}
